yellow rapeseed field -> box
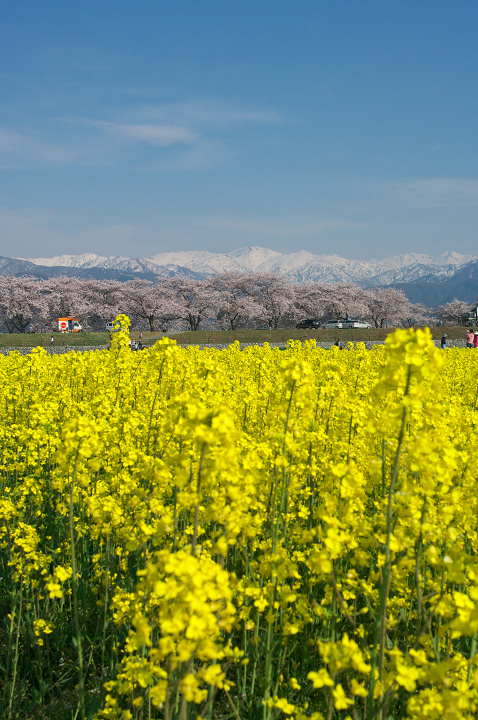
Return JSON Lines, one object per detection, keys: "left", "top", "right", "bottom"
{"left": 1, "top": 316, "right": 478, "bottom": 720}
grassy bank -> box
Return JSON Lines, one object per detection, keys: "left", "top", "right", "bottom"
{"left": 0, "top": 325, "right": 467, "bottom": 347}
{"left": 164, "top": 325, "right": 466, "bottom": 345}
{"left": 0, "top": 331, "right": 156, "bottom": 347}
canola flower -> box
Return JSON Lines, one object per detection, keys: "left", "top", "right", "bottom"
{"left": 1, "top": 320, "right": 478, "bottom": 719}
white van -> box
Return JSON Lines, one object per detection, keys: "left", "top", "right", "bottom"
{"left": 341, "top": 319, "right": 372, "bottom": 329}
{"left": 322, "top": 320, "right": 343, "bottom": 329}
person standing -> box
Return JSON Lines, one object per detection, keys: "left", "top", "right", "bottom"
{"left": 50, "top": 336, "right": 54, "bottom": 346}
{"left": 474, "top": 332, "right": 478, "bottom": 348}
{"left": 466, "top": 329, "right": 474, "bottom": 347}
{"left": 441, "top": 333, "right": 447, "bottom": 349}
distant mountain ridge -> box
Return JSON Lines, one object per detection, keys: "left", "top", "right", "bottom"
{"left": 5, "top": 245, "right": 478, "bottom": 306}
{"left": 18, "top": 246, "right": 476, "bottom": 281}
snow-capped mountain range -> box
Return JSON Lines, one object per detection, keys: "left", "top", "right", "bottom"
{"left": 17, "top": 246, "right": 478, "bottom": 286}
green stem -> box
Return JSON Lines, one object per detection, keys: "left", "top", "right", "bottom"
{"left": 367, "top": 367, "right": 411, "bottom": 720}
{"left": 262, "top": 581, "right": 277, "bottom": 720}
{"left": 69, "top": 455, "right": 86, "bottom": 720}
{"left": 468, "top": 633, "right": 478, "bottom": 683}
{"left": 146, "top": 363, "right": 165, "bottom": 454}
{"left": 8, "top": 578, "right": 23, "bottom": 720}
{"left": 191, "top": 444, "right": 206, "bottom": 555}
{"left": 101, "top": 535, "right": 111, "bottom": 684}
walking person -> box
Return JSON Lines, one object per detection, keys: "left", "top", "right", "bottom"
{"left": 50, "top": 336, "right": 54, "bottom": 346}
{"left": 466, "top": 328, "right": 474, "bottom": 347}
{"left": 441, "top": 333, "right": 447, "bottom": 349}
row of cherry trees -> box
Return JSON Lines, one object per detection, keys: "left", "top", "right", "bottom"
{"left": 0, "top": 273, "right": 470, "bottom": 333}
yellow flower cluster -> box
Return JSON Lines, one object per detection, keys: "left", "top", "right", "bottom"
{"left": 2, "top": 321, "right": 478, "bottom": 720}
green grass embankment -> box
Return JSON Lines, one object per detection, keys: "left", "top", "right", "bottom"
{"left": 0, "top": 326, "right": 466, "bottom": 347}
{"left": 163, "top": 326, "right": 465, "bottom": 345}
{"left": 0, "top": 331, "right": 154, "bottom": 347}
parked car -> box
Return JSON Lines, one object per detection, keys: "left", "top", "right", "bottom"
{"left": 322, "top": 320, "right": 344, "bottom": 329}
{"left": 106, "top": 321, "right": 120, "bottom": 332}
{"left": 296, "top": 319, "right": 321, "bottom": 329}
{"left": 341, "top": 319, "right": 372, "bottom": 329}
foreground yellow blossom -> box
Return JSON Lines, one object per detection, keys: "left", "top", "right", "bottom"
{"left": 1, "top": 323, "right": 478, "bottom": 720}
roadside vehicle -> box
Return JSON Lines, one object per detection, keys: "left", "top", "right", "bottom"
{"left": 295, "top": 319, "right": 321, "bottom": 329}
{"left": 57, "top": 317, "right": 82, "bottom": 333}
{"left": 461, "top": 307, "right": 478, "bottom": 326}
{"left": 106, "top": 321, "right": 125, "bottom": 333}
{"left": 322, "top": 320, "right": 344, "bottom": 329}
{"left": 341, "top": 319, "right": 372, "bottom": 329}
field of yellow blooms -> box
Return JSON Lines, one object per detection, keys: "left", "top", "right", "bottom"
{"left": 2, "top": 316, "right": 478, "bottom": 720}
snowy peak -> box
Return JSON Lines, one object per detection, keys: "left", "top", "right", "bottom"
{"left": 147, "top": 250, "right": 243, "bottom": 275}
{"left": 433, "top": 250, "right": 475, "bottom": 266}
{"left": 17, "top": 246, "right": 478, "bottom": 286}
{"left": 25, "top": 253, "right": 108, "bottom": 268}
{"left": 227, "top": 246, "right": 282, "bottom": 271}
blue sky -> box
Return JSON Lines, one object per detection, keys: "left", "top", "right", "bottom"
{"left": 1, "top": 1, "right": 478, "bottom": 260}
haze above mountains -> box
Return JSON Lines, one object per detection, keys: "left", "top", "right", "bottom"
{"left": 3, "top": 246, "right": 478, "bottom": 306}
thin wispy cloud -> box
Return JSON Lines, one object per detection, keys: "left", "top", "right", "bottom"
{"left": 0, "top": 127, "right": 86, "bottom": 166}
{"left": 142, "top": 138, "right": 232, "bottom": 172}
{"left": 0, "top": 97, "right": 281, "bottom": 169}
{"left": 80, "top": 118, "right": 200, "bottom": 146}
{"left": 112, "top": 123, "right": 199, "bottom": 145}
{"left": 81, "top": 99, "right": 282, "bottom": 145}
{"left": 384, "top": 178, "right": 478, "bottom": 207}
{"left": 129, "top": 100, "right": 284, "bottom": 128}
{"left": 53, "top": 97, "right": 282, "bottom": 171}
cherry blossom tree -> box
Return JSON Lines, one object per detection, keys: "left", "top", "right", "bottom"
{"left": 362, "top": 287, "right": 417, "bottom": 328}
{"left": 318, "top": 282, "right": 369, "bottom": 321}
{"left": 0, "top": 273, "right": 441, "bottom": 335}
{"left": 120, "top": 279, "right": 182, "bottom": 331}
{"left": 211, "top": 273, "right": 261, "bottom": 330}
{"left": 84, "top": 280, "right": 125, "bottom": 328}
{"left": 41, "top": 277, "right": 98, "bottom": 329}
{"left": 241, "top": 273, "right": 296, "bottom": 329}
{"left": 0, "top": 276, "right": 48, "bottom": 332}
{"left": 399, "top": 302, "right": 429, "bottom": 327}
{"left": 172, "top": 278, "right": 219, "bottom": 331}
{"left": 436, "top": 298, "right": 473, "bottom": 325}
{"left": 293, "top": 283, "right": 331, "bottom": 320}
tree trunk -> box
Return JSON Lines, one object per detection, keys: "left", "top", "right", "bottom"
{"left": 188, "top": 313, "right": 201, "bottom": 331}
